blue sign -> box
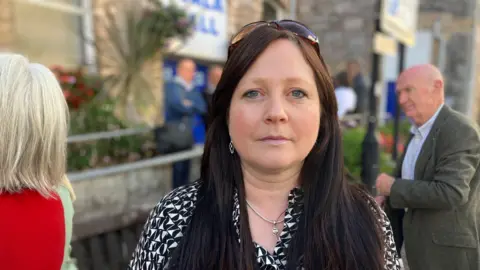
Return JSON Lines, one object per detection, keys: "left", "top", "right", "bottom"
{"left": 163, "top": 59, "right": 208, "bottom": 144}
{"left": 183, "top": 0, "right": 224, "bottom": 36}
{"left": 165, "top": 0, "right": 228, "bottom": 61}
{"left": 388, "top": 0, "right": 399, "bottom": 15}
{"left": 385, "top": 81, "right": 405, "bottom": 120}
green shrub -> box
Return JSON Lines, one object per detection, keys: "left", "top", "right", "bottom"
{"left": 342, "top": 127, "right": 396, "bottom": 183}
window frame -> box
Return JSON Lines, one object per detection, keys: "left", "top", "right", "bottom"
{"left": 18, "top": 0, "right": 96, "bottom": 71}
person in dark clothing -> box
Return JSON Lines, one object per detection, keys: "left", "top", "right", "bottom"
{"left": 163, "top": 58, "right": 206, "bottom": 188}
{"left": 202, "top": 65, "right": 222, "bottom": 130}
{"left": 347, "top": 59, "right": 367, "bottom": 113}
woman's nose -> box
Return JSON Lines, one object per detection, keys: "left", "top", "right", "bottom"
{"left": 264, "top": 97, "right": 288, "bottom": 124}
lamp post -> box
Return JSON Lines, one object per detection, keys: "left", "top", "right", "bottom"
{"left": 361, "top": 0, "right": 381, "bottom": 194}
{"left": 392, "top": 43, "right": 405, "bottom": 161}
{"left": 364, "top": 0, "right": 419, "bottom": 193}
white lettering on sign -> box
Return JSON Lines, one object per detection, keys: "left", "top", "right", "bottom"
{"left": 162, "top": 0, "right": 228, "bottom": 62}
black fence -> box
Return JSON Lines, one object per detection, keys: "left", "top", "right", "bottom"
{"left": 72, "top": 218, "right": 146, "bottom": 270}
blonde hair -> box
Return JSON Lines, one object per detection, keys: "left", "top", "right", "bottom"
{"left": 0, "top": 53, "right": 69, "bottom": 197}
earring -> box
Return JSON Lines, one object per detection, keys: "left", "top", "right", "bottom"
{"left": 229, "top": 141, "right": 235, "bottom": 154}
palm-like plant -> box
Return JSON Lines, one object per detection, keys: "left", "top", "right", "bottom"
{"left": 91, "top": 0, "right": 193, "bottom": 124}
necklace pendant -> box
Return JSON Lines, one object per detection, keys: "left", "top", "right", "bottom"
{"left": 272, "top": 226, "right": 279, "bottom": 235}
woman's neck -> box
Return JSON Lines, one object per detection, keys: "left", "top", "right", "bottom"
{"left": 242, "top": 164, "right": 300, "bottom": 210}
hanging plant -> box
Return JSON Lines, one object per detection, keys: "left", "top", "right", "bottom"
{"left": 87, "top": 0, "right": 194, "bottom": 124}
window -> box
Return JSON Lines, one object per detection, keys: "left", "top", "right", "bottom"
{"left": 14, "top": 0, "right": 96, "bottom": 70}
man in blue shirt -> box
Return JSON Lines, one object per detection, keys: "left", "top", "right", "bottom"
{"left": 164, "top": 58, "right": 206, "bottom": 188}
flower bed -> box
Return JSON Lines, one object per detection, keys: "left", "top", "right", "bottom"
{"left": 52, "top": 66, "right": 154, "bottom": 172}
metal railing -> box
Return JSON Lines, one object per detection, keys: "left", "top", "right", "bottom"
{"left": 67, "top": 127, "right": 153, "bottom": 144}
{"left": 66, "top": 113, "right": 364, "bottom": 180}
{"left": 68, "top": 144, "right": 203, "bottom": 181}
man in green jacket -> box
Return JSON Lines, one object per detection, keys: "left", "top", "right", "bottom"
{"left": 376, "top": 64, "right": 480, "bottom": 270}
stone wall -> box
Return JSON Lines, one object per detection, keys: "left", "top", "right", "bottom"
{"left": 72, "top": 156, "right": 202, "bottom": 240}
{"left": 296, "top": 0, "right": 375, "bottom": 74}
{"left": 419, "top": 0, "right": 471, "bottom": 17}
{"left": 228, "top": 0, "right": 291, "bottom": 38}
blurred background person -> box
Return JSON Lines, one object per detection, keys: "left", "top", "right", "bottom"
{"left": 377, "top": 64, "right": 480, "bottom": 270}
{"left": 202, "top": 64, "right": 223, "bottom": 130}
{"left": 334, "top": 71, "right": 357, "bottom": 119}
{"left": 202, "top": 64, "right": 223, "bottom": 107}
{"left": 0, "top": 53, "right": 69, "bottom": 270}
{"left": 158, "top": 58, "right": 206, "bottom": 188}
{"left": 346, "top": 59, "right": 367, "bottom": 114}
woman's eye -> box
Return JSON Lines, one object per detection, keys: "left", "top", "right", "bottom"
{"left": 243, "top": 90, "right": 261, "bottom": 98}
{"left": 291, "top": 89, "right": 307, "bottom": 98}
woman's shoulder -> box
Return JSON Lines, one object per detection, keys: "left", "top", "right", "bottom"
{"left": 156, "top": 180, "right": 201, "bottom": 209}
{"left": 0, "top": 189, "right": 61, "bottom": 205}
{"left": 0, "top": 189, "right": 64, "bottom": 220}
{"left": 146, "top": 180, "right": 202, "bottom": 227}
{"left": 129, "top": 181, "right": 202, "bottom": 269}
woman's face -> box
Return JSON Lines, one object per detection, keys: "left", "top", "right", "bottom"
{"left": 228, "top": 39, "right": 321, "bottom": 173}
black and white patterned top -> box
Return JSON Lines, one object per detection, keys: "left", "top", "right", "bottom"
{"left": 129, "top": 181, "right": 401, "bottom": 270}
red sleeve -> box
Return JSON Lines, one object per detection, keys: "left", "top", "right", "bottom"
{"left": 0, "top": 190, "right": 65, "bottom": 270}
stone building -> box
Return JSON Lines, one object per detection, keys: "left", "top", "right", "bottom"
{"left": 296, "top": 0, "right": 376, "bottom": 74}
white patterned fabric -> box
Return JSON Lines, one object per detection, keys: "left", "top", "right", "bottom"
{"left": 129, "top": 181, "right": 401, "bottom": 270}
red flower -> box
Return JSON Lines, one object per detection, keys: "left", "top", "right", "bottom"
{"left": 60, "top": 75, "right": 71, "bottom": 83}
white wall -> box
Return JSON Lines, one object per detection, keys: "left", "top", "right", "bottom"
{"left": 383, "top": 30, "right": 433, "bottom": 81}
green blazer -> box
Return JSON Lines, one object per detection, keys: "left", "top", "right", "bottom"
{"left": 385, "top": 106, "right": 480, "bottom": 270}
{"left": 57, "top": 185, "right": 78, "bottom": 270}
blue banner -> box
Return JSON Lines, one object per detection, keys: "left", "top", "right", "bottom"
{"left": 386, "top": 81, "right": 405, "bottom": 120}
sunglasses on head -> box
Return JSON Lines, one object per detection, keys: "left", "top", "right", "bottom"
{"left": 228, "top": 20, "right": 320, "bottom": 58}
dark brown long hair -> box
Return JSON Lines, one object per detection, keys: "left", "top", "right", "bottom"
{"left": 168, "top": 25, "right": 384, "bottom": 270}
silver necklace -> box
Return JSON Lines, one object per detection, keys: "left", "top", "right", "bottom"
{"left": 246, "top": 200, "right": 286, "bottom": 239}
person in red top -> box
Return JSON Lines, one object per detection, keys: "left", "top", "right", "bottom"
{"left": 0, "top": 53, "right": 70, "bottom": 270}
{"left": 0, "top": 191, "right": 65, "bottom": 270}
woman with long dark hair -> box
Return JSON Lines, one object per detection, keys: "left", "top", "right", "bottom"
{"left": 129, "top": 20, "right": 400, "bottom": 270}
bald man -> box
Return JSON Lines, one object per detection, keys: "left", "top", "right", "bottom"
{"left": 375, "top": 64, "right": 480, "bottom": 270}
